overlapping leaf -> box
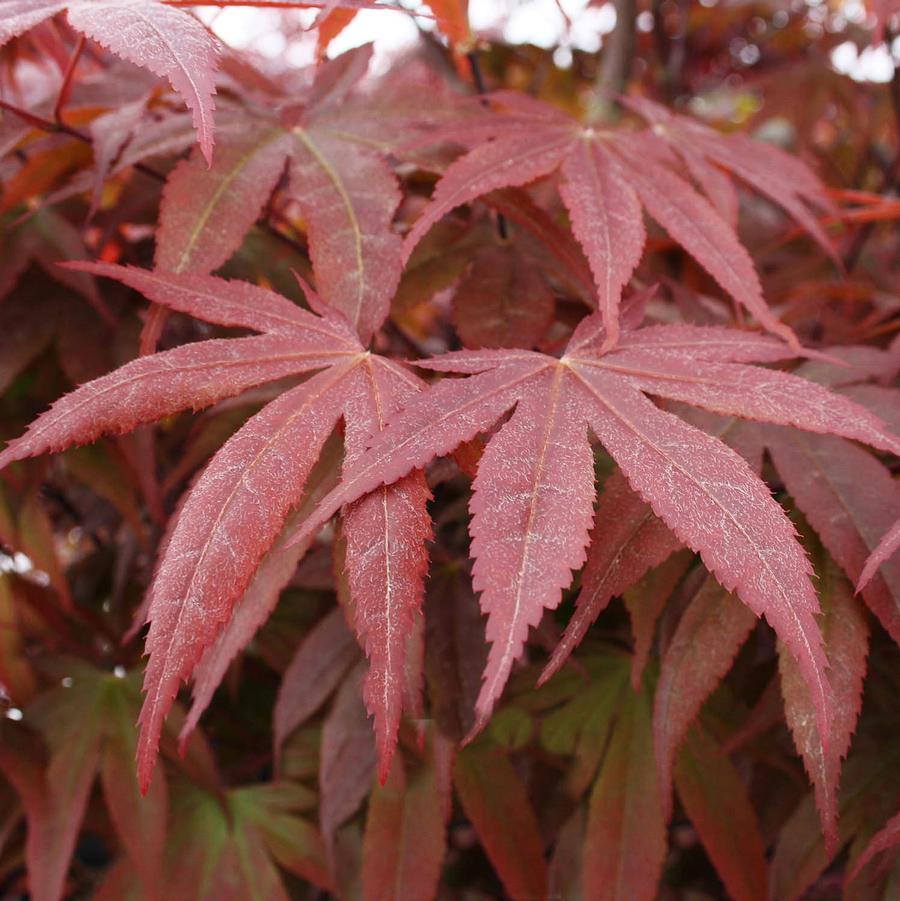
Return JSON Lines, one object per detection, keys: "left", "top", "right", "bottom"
{"left": 859, "top": 516, "right": 900, "bottom": 596}
{"left": 0, "top": 0, "right": 220, "bottom": 163}
{"left": 622, "top": 94, "right": 837, "bottom": 260}
{"left": 779, "top": 555, "right": 869, "bottom": 856}
{"left": 286, "top": 318, "right": 898, "bottom": 748}
{"left": 405, "top": 91, "right": 830, "bottom": 347}
{"left": 361, "top": 730, "right": 453, "bottom": 901}
{"left": 154, "top": 46, "right": 431, "bottom": 343}
{"left": 540, "top": 470, "right": 681, "bottom": 684}
{"left": 0, "top": 263, "right": 430, "bottom": 792}
{"left": 0, "top": 664, "right": 167, "bottom": 901}
{"left": 653, "top": 574, "right": 757, "bottom": 811}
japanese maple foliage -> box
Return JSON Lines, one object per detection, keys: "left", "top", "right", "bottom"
{"left": 1, "top": 2, "right": 899, "bottom": 899}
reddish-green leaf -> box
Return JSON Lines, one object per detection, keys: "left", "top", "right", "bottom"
{"left": 583, "top": 683, "right": 666, "bottom": 901}
{"left": 623, "top": 550, "right": 693, "bottom": 689}
{"left": 319, "top": 666, "right": 376, "bottom": 854}
{"left": 274, "top": 607, "right": 359, "bottom": 758}
{"left": 848, "top": 809, "right": 900, "bottom": 884}
{"left": 361, "top": 733, "right": 453, "bottom": 901}
{"left": 675, "top": 725, "right": 768, "bottom": 901}
{"left": 771, "top": 744, "right": 900, "bottom": 901}
{"left": 453, "top": 743, "right": 547, "bottom": 899}
{"left": 155, "top": 127, "right": 292, "bottom": 274}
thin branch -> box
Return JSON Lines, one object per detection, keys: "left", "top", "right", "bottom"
{"left": 466, "top": 50, "right": 508, "bottom": 239}
{"left": 586, "top": 0, "right": 637, "bottom": 123}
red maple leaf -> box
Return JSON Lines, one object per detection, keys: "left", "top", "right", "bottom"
{"left": 0, "top": 262, "right": 431, "bottom": 790}
{"left": 285, "top": 316, "right": 899, "bottom": 754}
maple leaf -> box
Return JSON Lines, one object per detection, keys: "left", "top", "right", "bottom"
{"left": 770, "top": 742, "right": 900, "bottom": 900}
{"left": 539, "top": 470, "right": 682, "bottom": 684}
{"left": 0, "top": 262, "right": 431, "bottom": 792}
{"left": 161, "top": 780, "right": 329, "bottom": 898}
{"left": 182, "top": 434, "right": 346, "bottom": 750}
{"left": 451, "top": 240, "right": 555, "bottom": 349}
{"left": 0, "top": 664, "right": 168, "bottom": 901}
{"left": 319, "top": 663, "right": 376, "bottom": 868}
{"left": 154, "top": 45, "right": 432, "bottom": 343}
{"left": 274, "top": 606, "right": 360, "bottom": 760}
{"left": 621, "top": 94, "right": 838, "bottom": 262}
{"left": 623, "top": 551, "right": 693, "bottom": 688}
{"left": 403, "top": 91, "right": 829, "bottom": 348}
{"left": 539, "top": 653, "right": 630, "bottom": 800}
{"left": 767, "top": 428, "right": 900, "bottom": 644}
{"left": 848, "top": 807, "right": 900, "bottom": 883}
{"left": 0, "top": 0, "right": 220, "bottom": 164}
{"left": 286, "top": 318, "right": 899, "bottom": 751}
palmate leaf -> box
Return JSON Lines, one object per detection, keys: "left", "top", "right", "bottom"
{"left": 160, "top": 781, "right": 329, "bottom": 899}
{"left": 767, "top": 428, "right": 900, "bottom": 644}
{"left": 286, "top": 318, "right": 898, "bottom": 755}
{"left": 540, "top": 470, "right": 682, "bottom": 684}
{"left": 621, "top": 94, "right": 838, "bottom": 263}
{"left": 0, "top": 0, "right": 220, "bottom": 163}
{"left": 404, "top": 91, "right": 832, "bottom": 348}
{"left": 180, "top": 432, "right": 346, "bottom": 751}
{"left": 154, "top": 46, "right": 410, "bottom": 343}
{"left": 0, "top": 664, "right": 168, "bottom": 901}
{"left": 0, "top": 263, "right": 430, "bottom": 792}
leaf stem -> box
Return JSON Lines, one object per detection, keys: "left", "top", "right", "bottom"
{"left": 53, "top": 34, "right": 87, "bottom": 126}
{"left": 465, "top": 50, "right": 508, "bottom": 239}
